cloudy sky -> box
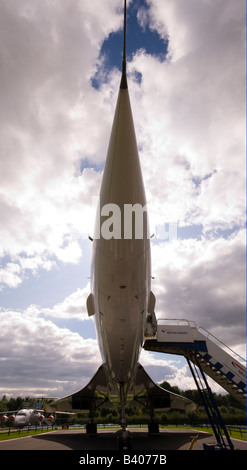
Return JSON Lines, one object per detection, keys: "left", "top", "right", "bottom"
{"left": 0, "top": 0, "right": 246, "bottom": 399}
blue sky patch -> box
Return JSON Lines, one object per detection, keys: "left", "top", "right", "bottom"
{"left": 92, "top": 0, "right": 168, "bottom": 89}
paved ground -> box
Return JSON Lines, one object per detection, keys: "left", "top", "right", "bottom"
{"left": 0, "top": 428, "right": 246, "bottom": 451}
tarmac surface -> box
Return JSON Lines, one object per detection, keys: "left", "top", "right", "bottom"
{"left": 0, "top": 427, "right": 246, "bottom": 451}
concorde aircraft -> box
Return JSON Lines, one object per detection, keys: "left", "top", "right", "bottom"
{"left": 46, "top": 1, "right": 196, "bottom": 448}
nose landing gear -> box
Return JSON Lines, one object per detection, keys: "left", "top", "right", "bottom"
{"left": 117, "top": 429, "right": 132, "bottom": 450}
{"left": 117, "top": 382, "right": 133, "bottom": 450}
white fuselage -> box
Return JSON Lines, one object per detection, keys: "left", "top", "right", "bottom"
{"left": 12, "top": 409, "right": 44, "bottom": 427}
{"left": 91, "top": 87, "right": 151, "bottom": 390}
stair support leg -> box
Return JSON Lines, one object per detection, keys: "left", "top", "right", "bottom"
{"left": 187, "top": 357, "right": 234, "bottom": 450}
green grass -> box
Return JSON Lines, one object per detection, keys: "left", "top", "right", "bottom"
{"left": 0, "top": 425, "right": 246, "bottom": 442}
{"left": 0, "top": 428, "right": 54, "bottom": 441}
{"left": 185, "top": 426, "right": 246, "bottom": 441}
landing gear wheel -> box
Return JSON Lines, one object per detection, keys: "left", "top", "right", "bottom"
{"left": 117, "top": 433, "right": 132, "bottom": 450}
{"left": 117, "top": 382, "right": 133, "bottom": 449}
{"left": 86, "top": 422, "right": 97, "bottom": 436}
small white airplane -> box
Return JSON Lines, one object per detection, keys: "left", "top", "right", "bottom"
{"left": 0, "top": 409, "right": 54, "bottom": 427}
{"left": 46, "top": 1, "right": 196, "bottom": 449}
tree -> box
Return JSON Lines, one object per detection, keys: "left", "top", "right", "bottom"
{"left": 0, "top": 395, "right": 8, "bottom": 412}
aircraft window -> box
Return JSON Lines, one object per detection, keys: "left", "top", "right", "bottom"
{"left": 17, "top": 412, "right": 26, "bottom": 416}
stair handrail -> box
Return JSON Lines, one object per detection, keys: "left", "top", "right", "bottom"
{"left": 197, "top": 326, "right": 246, "bottom": 365}
{"left": 156, "top": 318, "right": 246, "bottom": 365}
{"left": 157, "top": 318, "right": 197, "bottom": 328}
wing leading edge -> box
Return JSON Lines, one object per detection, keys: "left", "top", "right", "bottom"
{"left": 46, "top": 364, "right": 196, "bottom": 415}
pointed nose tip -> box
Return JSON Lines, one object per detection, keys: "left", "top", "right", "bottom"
{"left": 100, "top": 88, "right": 146, "bottom": 208}
{"left": 120, "top": 0, "right": 128, "bottom": 90}
{"left": 120, "top": 67, "right": 128, "bottom": 89}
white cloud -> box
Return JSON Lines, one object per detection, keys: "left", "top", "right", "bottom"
{"left": 0, "top": 0, "right": 122, "bottom": 284}
{"left": 128, "top": 0, "right": 246, "bottom": 230}
{"left": 0, "top": 263, "right": 22, "bottom": 290}
{"left": 151, "top": 229, "right": 246, "bottom": 357}
{"left": 0, "top": 0, "right": 245, "bottom": 399}
{"left": 140, "top": 349, "right": 226, "bottom": 393}
{"left": 0, "top": 167, "right": 102, "bottom": 289}
{"left": 1, "top": 0, "right": 244, "bottom": 271}
{"left": 0, "top": 309, "right": 101, "bottom": 398}
{"left": 41, "top": 284, "right": 91, "bottom": 321}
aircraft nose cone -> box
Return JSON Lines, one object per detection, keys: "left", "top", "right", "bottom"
{"left": 16, "top": 418, "right": 25, "bottom": 425}
{"left": 100, "top": 88, "right": 146, "bottom": 209}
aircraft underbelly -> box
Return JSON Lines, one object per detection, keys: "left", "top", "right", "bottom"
{"left": 97, "top": 311, "right": 142, "bottom": 382}
{"left": 93, "top": 244, "right": 150, "bottom": 384}
{"left": 90, "top": 81, "right": 151, "bottom": 389}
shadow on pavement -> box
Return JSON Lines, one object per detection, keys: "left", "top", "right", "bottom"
{"left": 31, "top": 429, "right": 215, "bottom": 450}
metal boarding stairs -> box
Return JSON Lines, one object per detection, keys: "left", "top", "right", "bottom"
{"left": 144, "top": 319, "right": 246, "bottom": 450}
